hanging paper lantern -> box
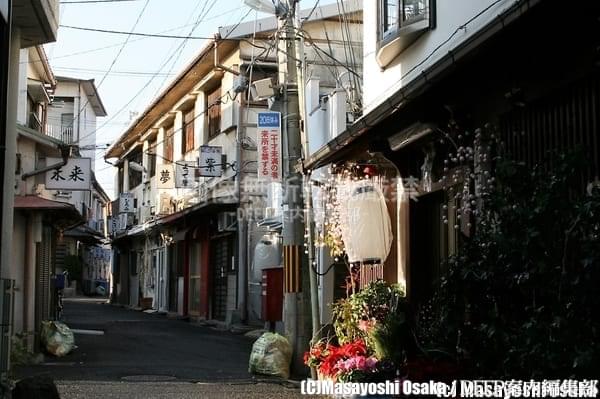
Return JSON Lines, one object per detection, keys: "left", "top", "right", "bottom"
{"left": 339, "top": 179, "right": 393, "bottom": 264}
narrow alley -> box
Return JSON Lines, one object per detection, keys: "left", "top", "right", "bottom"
{"left": 15, "top": 298, "right": 307, "bottom": 398}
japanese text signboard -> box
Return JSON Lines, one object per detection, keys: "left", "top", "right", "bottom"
{"left": 119, "top": 192, "right": 135, "bottom": 214}
{"left": 199, "top": 146, "right": 222, "bottom": 177}
{"left": 45, "top": 158, "right": 92, "bottom": 190}
{"left": 156, "top": 164, "right": 175, "bottom": 189}
{"left": 257, "top": 112, "right": 281, "bottom": 182}
{"left": 175, "top": 161, "right": 197, "bottom": 188}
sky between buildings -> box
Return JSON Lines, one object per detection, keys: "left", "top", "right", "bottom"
{"left": 45, "top": 0, "right": 332, "bottom": 198}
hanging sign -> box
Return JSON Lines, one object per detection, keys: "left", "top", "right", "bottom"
{"left": 156, "top": 164, "right": 175, "bottom": 189}
{"left": 45, "top": 157, "right": 92, "bottom": 190}
{"left": 119, "top": 192, "right": 135, "bottom": 213}
{"left": 118, "top": 213, "right": 128, "bottom": 231}
{"left": 175, "top": 161, "right": 197, "bottom": 188}
{"left": 199, "top": 146, "right": 222, "bottom": 177}
{"left": 257, "top": 112, "right": 281, "bottom": 182}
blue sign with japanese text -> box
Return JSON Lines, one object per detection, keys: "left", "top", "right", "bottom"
{"left": 258, "top": 112, "right": 280, "bottom": 128}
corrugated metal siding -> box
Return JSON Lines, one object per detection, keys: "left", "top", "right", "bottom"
{"left": 35, "top": 225, "right": 53, "bottom": 331}
{"left": 500, "top": 73, "right": 600, "bottom": 183}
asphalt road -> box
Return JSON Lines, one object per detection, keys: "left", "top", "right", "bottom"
{"left": 15, "top": 298, "right": 316, "bottom": 398}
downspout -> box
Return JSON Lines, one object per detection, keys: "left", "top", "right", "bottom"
{"left": 23, "top": 215, "right": 31, "bottom": 337}
{"left": 21, "top": 144, "right": 71, "bottom": 181}
{"left": 213, "top": 35, "right": 240, "bottom": 77}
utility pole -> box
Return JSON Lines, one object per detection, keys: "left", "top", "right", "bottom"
{"left": 279, "top": 0, "right": 311, "bottom": 373}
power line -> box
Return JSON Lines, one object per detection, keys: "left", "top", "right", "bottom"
{"left": 52, "top": 66, "right": 177, "bottom": 77}
{"left": 77, "top": 7, "right": 254, "bottom": 146}
{"left": 59, "top": 24, "right": 225, "bottom": 40}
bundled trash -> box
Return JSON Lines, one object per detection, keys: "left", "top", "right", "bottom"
{"left": 40, "top": 321, "right": 75, "bottom": 357}
{"left": 248, "top": 332, "right": 292, "bottom": 379}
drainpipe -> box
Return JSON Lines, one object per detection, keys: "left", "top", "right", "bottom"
{"left": 213, "top": 35, "right": 240, "bottom": 77}
{"left": 21, "top": 144, "right": 71, "bottom": 181}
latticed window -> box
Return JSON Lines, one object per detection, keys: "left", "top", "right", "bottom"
{"left": 182, "top": 108, "right": 195, "bottom": 153}
{"left": 164, "top": 125, "right": 174, "bottom": 163}
{"left": 207, "top": 86, "right": 221, "bottom": 139}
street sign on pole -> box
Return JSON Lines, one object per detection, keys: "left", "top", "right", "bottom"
{"left": 119, "top": 192, "right": 135, "bottom": 214}
{"left": 257, "top": 112, "right": 282, "bottom": 182}
{"left": 156, "top": 164, "right": 175, "bottom": 189}
{"left": 175, "top": 161, "right": 196, "bottom": 188}
{"left": 45, "top": 157, "right": 92, "bottom": 190}
{"left": 199, "top": 146, "right": 222, "bottom": 177}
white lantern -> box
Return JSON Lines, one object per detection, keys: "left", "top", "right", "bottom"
{"left": 340, "top": 179, "right": 393, "bottom": 264}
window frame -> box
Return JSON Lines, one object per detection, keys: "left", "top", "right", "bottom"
{"left": 207, "top": 86, "right": 222, "bottom": 139}
{"left": 164, "top": 125, "right": 174, "bottom": 163}
{"left": 182, "top": 108, "right": 195, "bottom": 154}
{"left": 377, "top": 0, "right": 435, "bottom": 66}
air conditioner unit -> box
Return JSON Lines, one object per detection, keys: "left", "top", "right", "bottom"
{"left": 217, "top": 212, "right": 237, "bottom": 232}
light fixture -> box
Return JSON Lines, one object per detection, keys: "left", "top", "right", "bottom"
{"left": 243, "top": 0, "right": 287, "bottom": 16}
{"left": 388, "top": 122, "right": 436, "bottom": 152}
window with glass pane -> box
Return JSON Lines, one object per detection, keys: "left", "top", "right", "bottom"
{"left": 183, "top": 108, "right": 194, "bottom": 153}
{"left": 164, "top": 125, "right": 174, "bottom": 163}
{"left": 383, "top": 0, "right": 399, "bottom": 36}
{"left": 403, "top": 0, "right": 427, "bottom": 23}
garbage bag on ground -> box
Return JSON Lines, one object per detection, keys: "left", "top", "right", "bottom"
{"left": 40, "top": 321, "right": 75, "bottom": 357}
{"left": 248, "top": 332, "right": 292, "bottom": 379}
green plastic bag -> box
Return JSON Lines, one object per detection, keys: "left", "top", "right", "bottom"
{"left": 40, "top": 321, "right": 75, "bottom": 357}
{"left": 248, "top": 332, "right": 292, "bottom": 379}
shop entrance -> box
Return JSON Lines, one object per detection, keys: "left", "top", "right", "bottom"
{"left": 210, "top": 236, "right": 232, "bottom": 321}
{"left": 408, "top": 190, "right": 448, "bottom": 307}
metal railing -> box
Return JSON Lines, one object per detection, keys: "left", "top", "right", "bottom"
{"left": 45, "top": 124, "right": 74, "bottom": 144}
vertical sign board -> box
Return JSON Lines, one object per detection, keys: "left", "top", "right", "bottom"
{"left": 175, "top": 161, "right": 197, "bottom": 188}
{"left": 156, "top": 164, "right": 175, "bottom": 189}
{"left": 119, "top": 192, "right": 135, "bottom": 213}
{"left": 199, "top": 146, "right": 222, "bottom": 177}
{"left": 118, "top": 213, "right": 128, "bottom": 231}
{"left": 45, "top": 158, "right": 92, "bottom": 190}
{"left": 257, "top": 112, "right": 282, "bottom": 182}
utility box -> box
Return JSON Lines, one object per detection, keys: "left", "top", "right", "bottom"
{"left": 261, "top": 267, "right": 283, "bottom": 323}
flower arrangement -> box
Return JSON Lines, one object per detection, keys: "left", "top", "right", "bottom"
{"left": 305, "top": 338, "right": 380, "bottom": 382}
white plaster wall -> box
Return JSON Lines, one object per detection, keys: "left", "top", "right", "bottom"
{"left": 363, "top": 0, "right": 516, "bottom": 113}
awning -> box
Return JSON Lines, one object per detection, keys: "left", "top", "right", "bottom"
{"left": 14, "top": 195, "right": 83, "bottom": 229}
{"left": 63, "top": 224, "right": 104, "bottom": 244}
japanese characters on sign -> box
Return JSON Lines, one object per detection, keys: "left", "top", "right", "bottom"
{"left": 257, "top": 112, "right": 281, "bottom": 182}
{"left": 175, "top": 161, "right": 197, "bottom": 188}
{"left": 118, "top": 213, "right": 128, "bottom": 231}
{"left": 119, "top": 192, "right": 135, "bottom": 214}
{"left": 45, "top": 157, "right": 92, "bottom": 190}
{"left": 156, "top": 164, "right": 175, "bottom": 189}
{"left": 199, "top": 146, "right": 222, "bottom": 177}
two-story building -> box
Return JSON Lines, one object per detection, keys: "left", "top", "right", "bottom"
{"left": 304, "top": 0, "right": 600, "bottom": 311}
{"left": 105, "top": 1, "right": 362, "bottom": 328}
{"left": 1, "top": 0, "right": 61, "bottom": 379}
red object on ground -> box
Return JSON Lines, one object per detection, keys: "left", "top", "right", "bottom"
{"left": 261, "top": 267, "right": 283, "bottom": 322}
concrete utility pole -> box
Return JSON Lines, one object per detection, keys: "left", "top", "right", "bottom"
{"left": 279, "top": 0, "right": 311, "bottom": 373}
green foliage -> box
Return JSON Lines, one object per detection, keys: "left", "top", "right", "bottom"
{"left": 332, "top": 280, "right": 414, "bottom": 367}
{"left": 420, "top": 153, "right": 600, "bottom": 378}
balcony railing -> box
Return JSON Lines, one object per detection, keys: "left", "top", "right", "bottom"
{"left": 45, "top": 124, "right": 74, "bottom": 144}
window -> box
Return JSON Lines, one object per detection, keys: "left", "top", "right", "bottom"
{"left": 148, "top": 139, "right": 156, "bottom": 177}
{"left": 207, "top": 86, "right": 221, "bottom": 139}
{"left": 164, "top": 125, "right": 174, "bottom": 163}
{"left": 128, "top": 148, "right": 143, "bottom": 189}
{"left": 377, "top": 0, "right": 435, "bottom": 67}
{"left": 182, "top": 108, "right": 195, "bottom": 153}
